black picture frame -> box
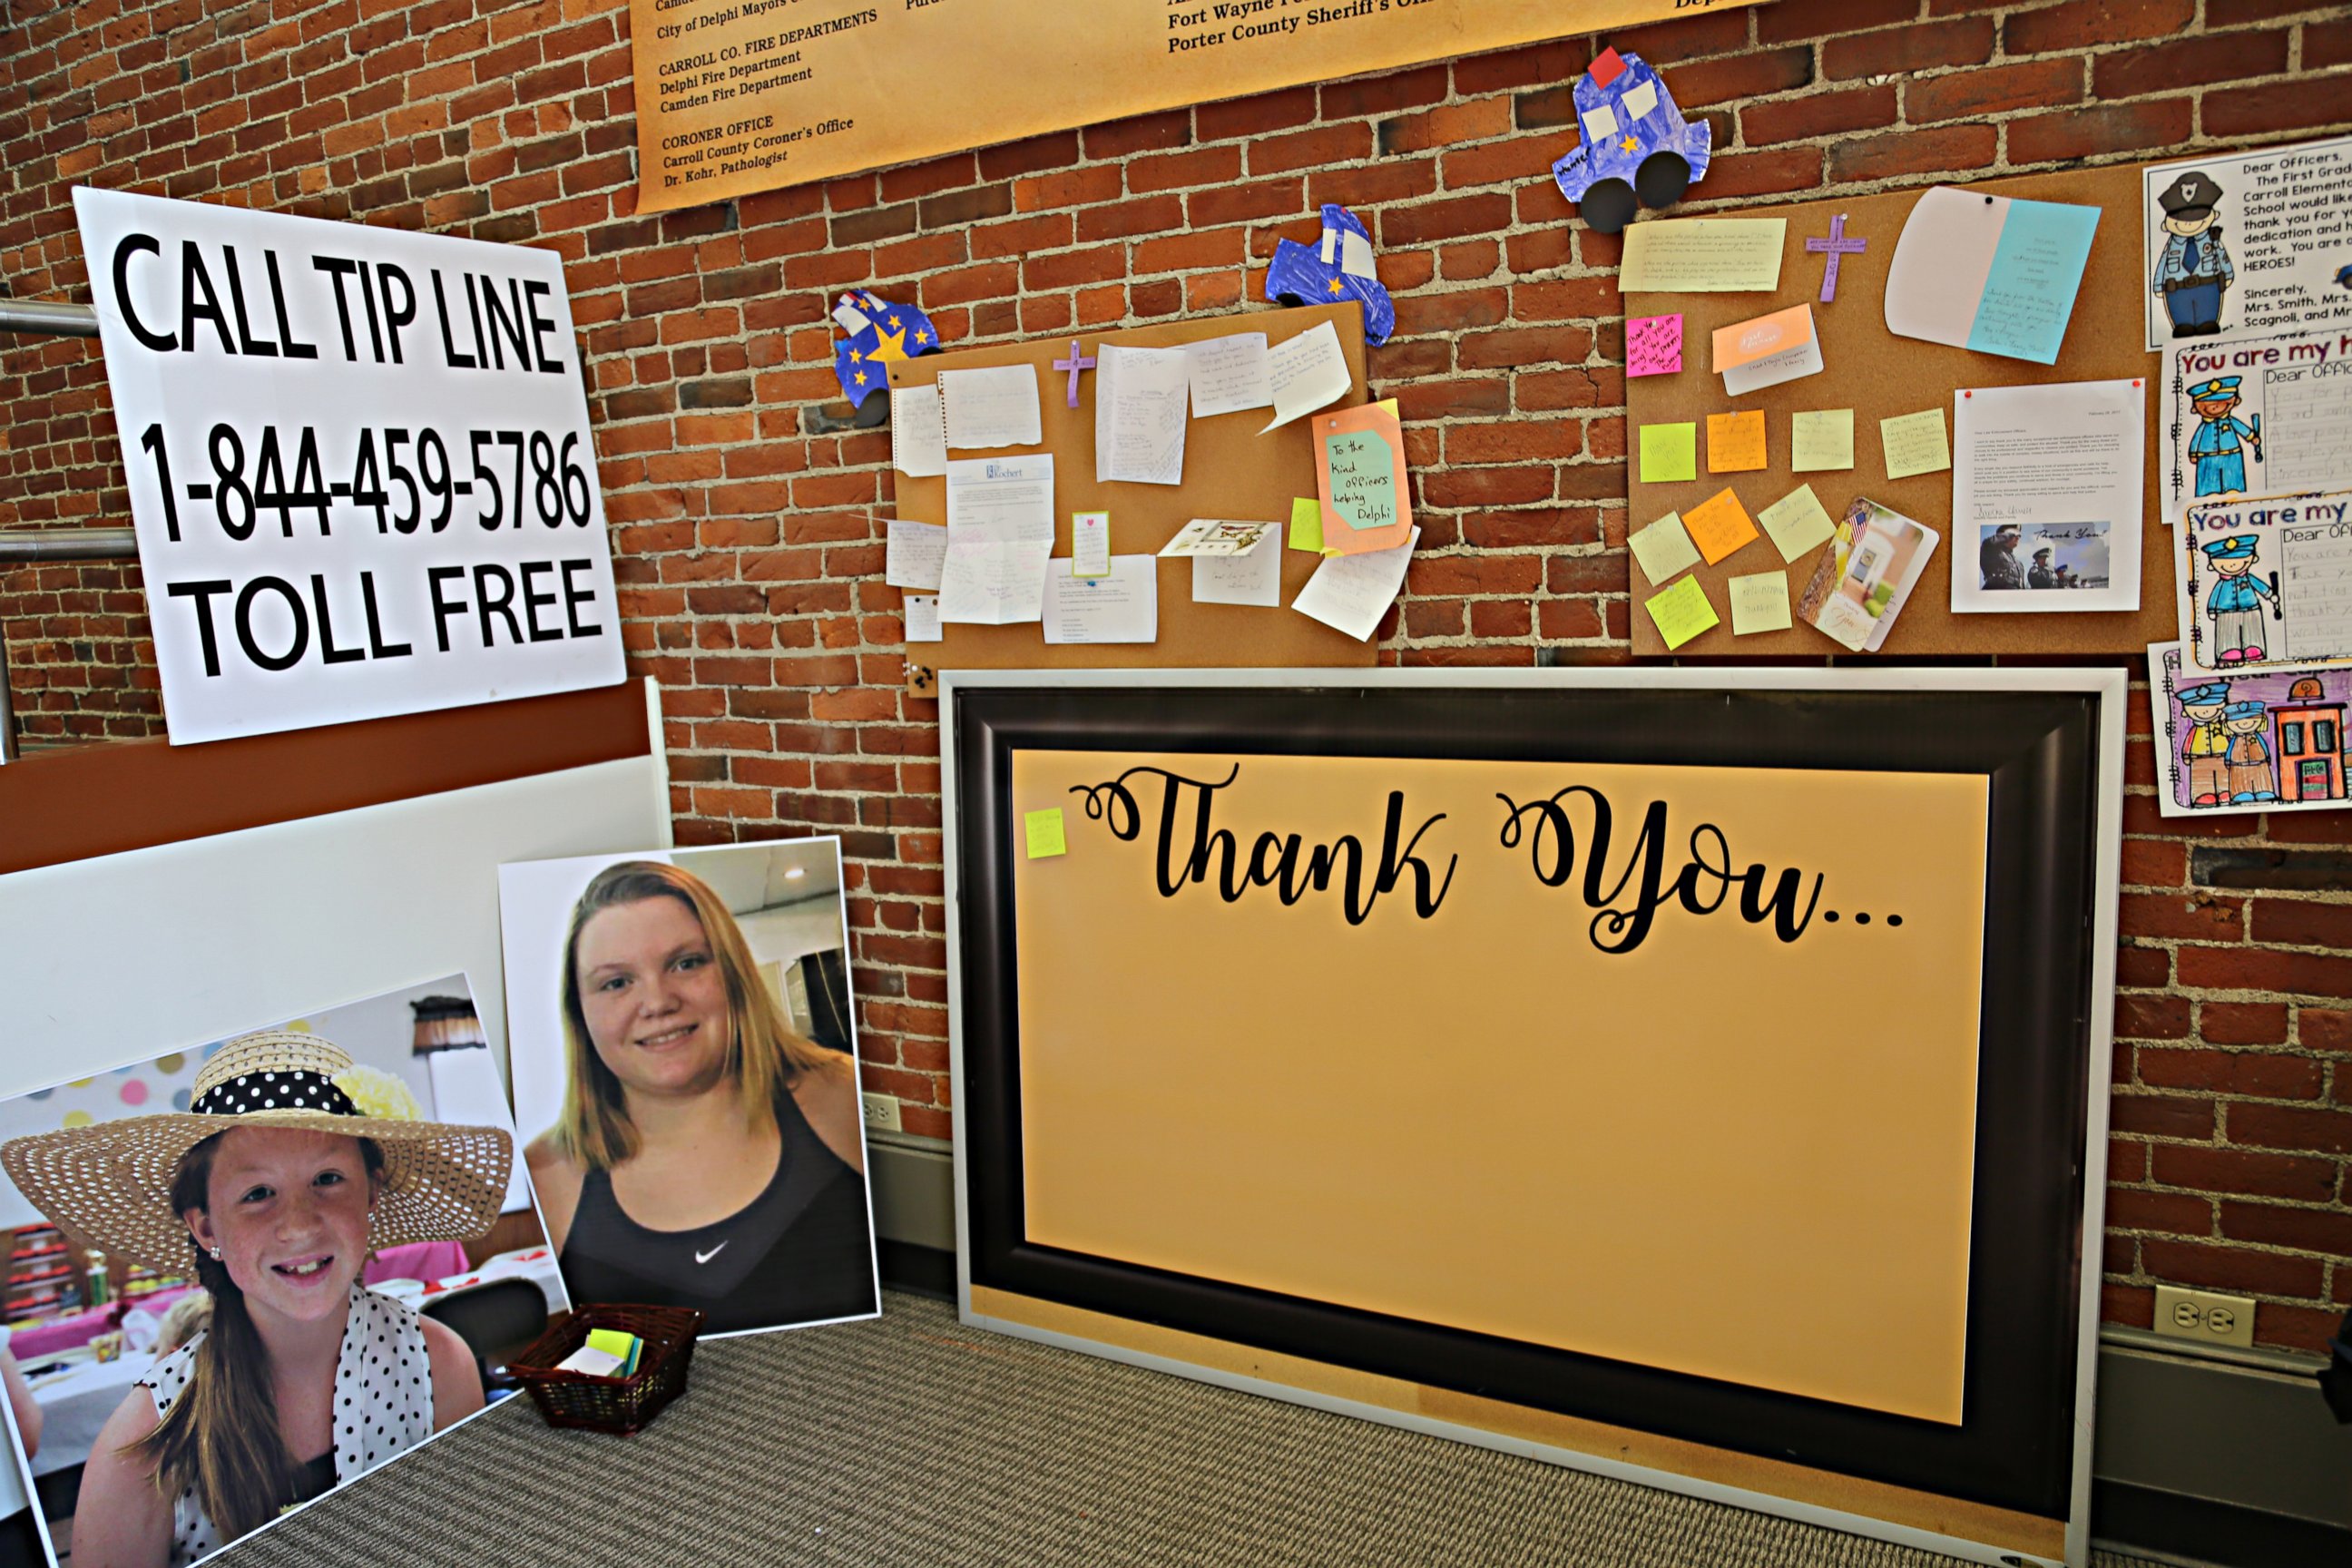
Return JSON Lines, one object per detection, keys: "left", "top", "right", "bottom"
{"left": 950, "top": 676, "right": 2112, "bottom": 1525}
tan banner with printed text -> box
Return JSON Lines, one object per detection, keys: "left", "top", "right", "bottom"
{"left": 1010, "top": 749, "right": 1989, "bottom": 1426}
{"left": 631, "top": 0, "right": 1762, "bottom": 211}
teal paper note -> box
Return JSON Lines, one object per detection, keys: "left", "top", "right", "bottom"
{"left": 1965, "top": 199, "right": 2100, "bottom": 365}
{"left": 1325, "top": 430, "right": 1396, "bottom": 531}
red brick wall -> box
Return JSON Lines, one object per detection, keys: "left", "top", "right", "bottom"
{"left": 5, "top": 0, "right": 2352, "bottom": 1351}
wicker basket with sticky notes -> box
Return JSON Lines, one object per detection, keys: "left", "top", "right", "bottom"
{"left": 507, "top": 1303, "right": 706, "bottom": 1435}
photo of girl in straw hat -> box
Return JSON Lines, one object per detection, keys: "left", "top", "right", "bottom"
{"left": 503, "top": 841, "right": 878, "bottom": 1338}
{"left": 0, "top": 979, "right": 546, "bottom": 1568}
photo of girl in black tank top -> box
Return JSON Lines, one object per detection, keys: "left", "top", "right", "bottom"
{"left": 520, "top": 851, "right": 879, "bottom": 1337}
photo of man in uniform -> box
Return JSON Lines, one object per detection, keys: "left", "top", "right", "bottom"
{"left": 1978, "top": 523, "right": 2025, "bottom": 591}
{"left": 2152, "top": 170, "right": 2234, "bottom": 339}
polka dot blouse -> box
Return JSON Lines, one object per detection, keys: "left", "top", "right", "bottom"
{"left": 139, "top": 1287, "right": 434, "bottom": 1565}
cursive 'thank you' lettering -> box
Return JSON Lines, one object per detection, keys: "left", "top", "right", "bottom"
{"left": 1495, "top": 784, "right": 1821, "bottom": 955}
{"left": 1070, "top": 763, "right": 1455, "bottom": 925}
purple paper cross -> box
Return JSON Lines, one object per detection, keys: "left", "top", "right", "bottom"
{"left": 1805, "top": 214, "right": 1867, "bottom": 304}
{"left": 1053, "top": 339, "right": 1096, "bottom": 407}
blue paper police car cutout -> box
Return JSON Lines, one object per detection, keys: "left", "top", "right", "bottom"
{"left": 1264, "top": 204, "right": 1394, "bottom": 346}
{"left": 831, "top": 290, "right": 941, "bottom": 409}
{"left": 1550, "top": 47, "right": 1711, "bottom": 235}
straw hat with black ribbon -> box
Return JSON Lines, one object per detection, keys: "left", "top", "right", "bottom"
{"left": 0, "top": 1031, "right": 514, "bottom": 1273}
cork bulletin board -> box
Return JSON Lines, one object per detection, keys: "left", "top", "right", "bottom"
{"left": 888, "top": 303, "right": 1378, "bottom": 691}
{"left": 946, "top": 668, "right": 2127, "bottom": 1568}
{"left": 1626, "top": 165, "right": 2177, "bottom": 658}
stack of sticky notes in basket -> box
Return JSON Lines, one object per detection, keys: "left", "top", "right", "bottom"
{"left": 555, "top": 1327, "right": 643, "bottom": 1378}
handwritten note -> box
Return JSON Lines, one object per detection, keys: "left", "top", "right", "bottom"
{"left": 1093, "top": 344, "right": 1189, "bottom": 485}
{"left": 1629, "top": 511, "right": 1702, "bottom": 585}
{"left": 1191, "top": 528, "right": 1282, "bottom": 607}
{"left": 941, "top": 365, "right": 1042, "bottom": 449}
{"left": 1289, "top": 496, "right": 1324, "bottom": 552}
{"left": 1620, "top": 218, "right": 1787, "bottom": 293}
{"left": 886, "top": 519, "right": 948, "bottom": 590}
{"left": 1729, "top": 572, "right": 1793, "bottom": 635}
{"left": 1183, "top": 331, "right": 1274, "bottom": 417}
{"left": 1790, "top": 408, "right": 1856, "bottom": 473}
{"left": 1881, "top": 407, "right": 1952, "bottom": 479}
{"left": 889, "top": 384, "right": 947, "bottom": 477}
{"left": 1325, "top": 431, "right": 1396, "bottom": 530}
{"left": 904, "top": 593, "right": 941, "bottom": 642}
{"left": 1640, "top": 422, "right": 1697, "bottom": 484}
{"left": 1070, "top": 511, "right": 1110, "bottom": 578}
{"left": 1707, "top": 410, "right": 1768, "bottom": 474}
{"left": 1626, "top": 313, "right": 1684, "bottom": 377}
{"left": 1292, "top": 526, "right": 1418, "bottom": 641}
{"left": 1967, "top": 199, "right": 2100, "bottom": 365}
{"left": 1644, "top": 575, "right": 1720, "bottom": 650}
{"left": 1757, "top": 483, "right": 1838, "bottom": 563}
{"left": 1161, "top": 518, "right": 1275, "bottom": 557}
{"left": 1683, "top": 486, "right": 1760, "bottom": 565}
{"left": 1263, "top": 319, "right": 1353, "bottom": 431}
{"left": 1024, "top": 808, "right": 1067, "bottom": 859}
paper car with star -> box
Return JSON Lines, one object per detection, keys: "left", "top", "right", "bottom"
{"left": 829, "top": 289, "right": 943, "bottom": 408}
{"left": 1550, "top": 47, "right": 1711, "bottom": 235}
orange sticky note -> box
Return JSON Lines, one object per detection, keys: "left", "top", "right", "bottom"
{"left": 1707, "top": 410, "right": 1768, "bottom": 473}
{"left": 1710, "top": 304, "right": 1814, "bottom": 373}
{"left": 1682, "top": 486, "right": 1760, "bottom": 565}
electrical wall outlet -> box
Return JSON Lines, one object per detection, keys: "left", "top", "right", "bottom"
{"left": 859, "top": 1091, "right": 903, "bottom": 1133}
{"left": 2152, "top": 1284, "right": 2256, "bottom": 1349}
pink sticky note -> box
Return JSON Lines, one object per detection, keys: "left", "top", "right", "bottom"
{"left": 1627, "top": 313, "right": 1684, "bottom": 377}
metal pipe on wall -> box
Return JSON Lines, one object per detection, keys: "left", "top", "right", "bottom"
{"left": 0, "top": 301, "right": 100, "bottom": 338}
{"left": 0, "top": 529, "right": 137, "bottom": 564}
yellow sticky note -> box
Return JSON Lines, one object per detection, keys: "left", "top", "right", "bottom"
{"left": 1790, "top": 409, "right": 1855, "bottom": 473}
{"left": 1682, "top": 486, "right": 1760, "bottom": 565}
{"left": 1639, "top": 422, "right": 1697, "bottom": 484}
{"left": 1289, "top": 496, "right": 1323, "bottom": 552}
{"left": 1628, "top": 511, "right": 1702, "bottom": 585}
{"left": 1729, "top": 572, "right": 1792, "bottom": 635}
{"left": 1706, "top": 409, "right": 1768, "bottom": 474}
{"left": 1644, "top": 575, "right": 1720, "bottom": 650}
{"left": 1757, "top": 483, "right": 1838, "bottom": 563}
{"left": 1024, "top": 808, "right": 1067, "bottom": 859}
{"left": 1881, "top": 407, "right": 1952, "bottom": 480}
{"left": 1619, "top": 218, "right": 1788, "bottom": 292}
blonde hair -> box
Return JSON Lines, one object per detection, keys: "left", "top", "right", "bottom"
{"left": 153, "top": 1290, "right": 211, "bottom": 1355}
{"left": 128, "top": 1133, "right": 382, "bottom": 1544}
{"left": 554, "top": 860, "right": 841, "bottom": 1170}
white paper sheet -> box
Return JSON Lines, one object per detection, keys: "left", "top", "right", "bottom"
{"left": 1261, "top": 320, "right": 1353, "bottom": 432}
{"left": 1043, "top": 554, "right": 1159, "bottom": 643}
{"left": 1292, "top": 526, "right": 1418, "bottom": 641}
{"left": 941, "top": 365, "right": 1043, "bottom": 449}
{"left": 1950, "top": 379, "right": 2143, "bottom": 613}
{"left": 885, "top": 519, "right": 948, "bottom": 591}
{"left": 1191, "top": 528, "right": 1282, "bottom": 606}
{"left": 889, "top": 384, "right": 947, "bottom": 477}
{"left": 1093, "top": 345, "right": 1189, "bottom": 485}
{"left": 940, "top": 455, "right": 1056, "bottom": 625}
{"left": 1183, "top": 332, "right": 1274, "bottom": 417}
{"left": 904, "top": 593, "right": 942, "bottom": 642}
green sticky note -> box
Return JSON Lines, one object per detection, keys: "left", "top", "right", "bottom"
{"left": 1643, "top": 575, "right": 1720, "bottom": 651}
{"left": 1324, "top": 431, "right": 1397, "bottom": 530}
{"left": 1289, "top": 496, "right": 1324, "bottom": 552}
{"left": 1757, "top": 483, "right": 1838, "bottom": 563}
{"left": 1024, "top": 808, "right": 1067, "bottom": 859}
{"left": 1639, "top": 422, "right": 1698, "bottom": 484}
{"left": 1880, "top": 407, "right": 1951, "bottom": 480}
{"left": 1790, "top": 409, "right": 1854, "bottom": 473}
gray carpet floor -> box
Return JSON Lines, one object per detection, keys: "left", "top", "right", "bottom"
{"left": 219, "top": 1291, "right": 2159, "bottom": 1568}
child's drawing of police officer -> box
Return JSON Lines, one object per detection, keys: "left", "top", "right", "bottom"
{"left": 2153, "top": 171, "right": 2233, "bottom": 338}
{"left": 2223, "top": 699, "right": 2278, "bottom": 803}
{"left": 2186, "top": 377, "right": 2262, "bottom": 498}
{"left": 2177, "top": 680, "right": 2232, "bottom": 805}
{"left": 2201, "top": 534, "right": 2279, "bottom": 664}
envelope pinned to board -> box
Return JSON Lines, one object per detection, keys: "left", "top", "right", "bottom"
{"left": 1710, "top": 304, "right": 1822, "bottom": 396}
{"left": 1883, "top": 185, "right": 2100, "bottom": 365}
